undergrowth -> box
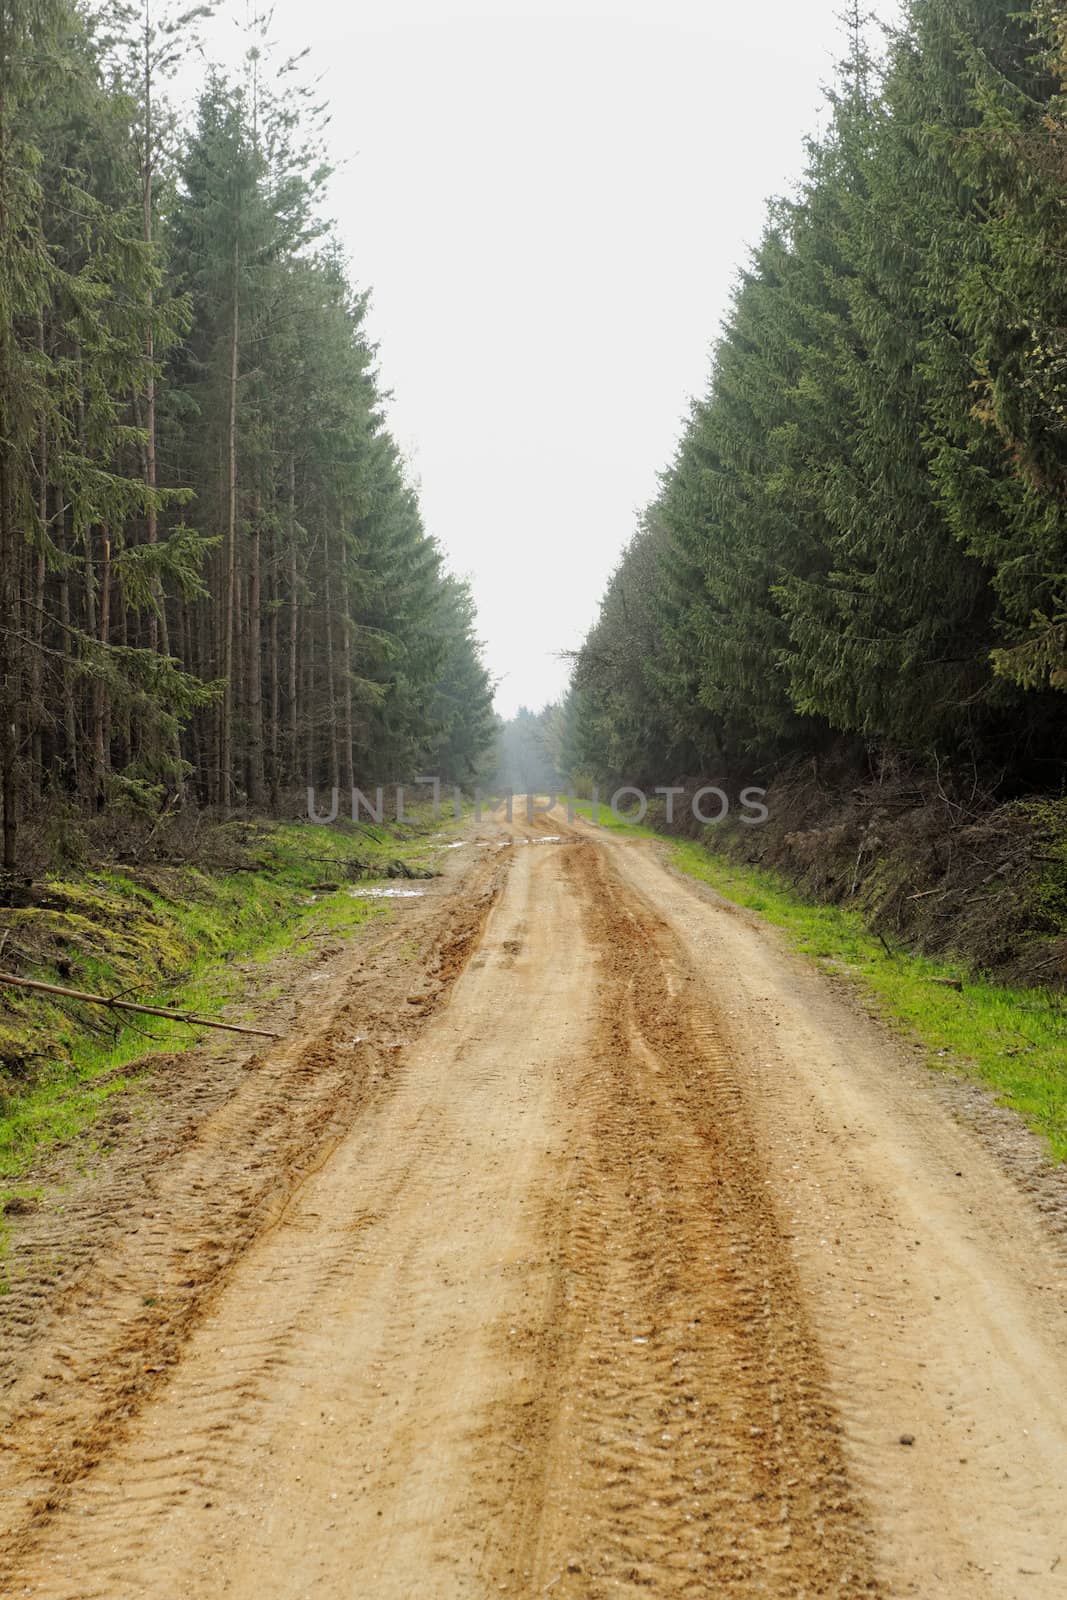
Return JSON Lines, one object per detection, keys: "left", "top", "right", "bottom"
{"left": 0, "top": 812, "right": 448, "bottom": 1215}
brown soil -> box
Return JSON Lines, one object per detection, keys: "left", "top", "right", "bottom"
{"left": 0, "top": 814, "right": 1065, "bottom": 1598}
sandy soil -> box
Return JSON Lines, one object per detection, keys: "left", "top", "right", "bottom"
{"left": 1, "top": 814, "right": 1065, "bottom": 1598}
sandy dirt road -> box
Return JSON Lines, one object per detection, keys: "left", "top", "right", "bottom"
{"left": 1, "top": 816, "right": 1066, "bottom": 1597}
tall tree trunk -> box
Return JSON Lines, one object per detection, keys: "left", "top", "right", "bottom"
{"left": 101, "top": 532, "right": 112, "bottom": 778}
{"left": 31, "top": 314, "right": 47, "bottom": 791}
{"left": 117, "top": 596, "right": 131, "bottom": 771}
{"left": 322, "top": 525, "right": 340, "bottom": 791}
{"left": 57, "top": 502, "right": 77, "bottom": 787}
{"left": 90, "top": 528, "right": 111, "bottom": 806}
{"left": 199, "top": 582, "right": 215, "bottom": 806}
{"left": 220, "top": 233, "right": 239, "bottom": 813}
{"left": 268, "top": 506, "right": 280, "bottom": 806}
{"left": 235, "top": 559, "right": 245, "bottom": 801}
{"left": 133, "top": 380, "right": 182, "bottom": 800}
{"left": 0, "top": 447, "right": 17, "bottom": 872}
{"left": 301, "top": 606, "right": 314, "bottom": 788}
{"left": 287, "top": 454, "right": 298, "bottom": 785}
{"left": 84, "top": 535, "right": 99, "bottom": 801}
{"left": 337, "top": 527, "right": 355, "bottom": 794}
{"left": 140, "top": 8, "right": 169, "bottom": 658}
{"left": 246, "top": 487, "right": 264, "bottom": 805}
{"left": 0, "top": 1, "right": 18, "bottom": 871}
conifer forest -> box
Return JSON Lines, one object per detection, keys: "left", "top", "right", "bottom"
{"left": 563, "top": 0, "right": 1067, "bottom": 799}
{"left": 0, "top": 0, "right": 495, "bottom": 871}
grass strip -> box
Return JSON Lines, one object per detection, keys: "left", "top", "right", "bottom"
{"left": 567, "top": 798, "right": 1067, "bottom": 1161}
{"left": 0, "top": 815, "right": 449, "bottom": 1202}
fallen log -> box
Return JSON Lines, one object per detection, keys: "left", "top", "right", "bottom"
{"left": 0, "top": 972, "right": 281, "bottom": 1039}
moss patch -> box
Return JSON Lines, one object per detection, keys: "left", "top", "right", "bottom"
{"left": 0, "top": 814, "right": 447, "bottom": 1199}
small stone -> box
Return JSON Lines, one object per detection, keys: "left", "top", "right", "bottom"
{"left": 899, "top": 1433, "right": 915, "bottom": 1447}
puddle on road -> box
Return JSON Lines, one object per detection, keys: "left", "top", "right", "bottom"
{"left": 480, "top": 835, "right": 565, "bottom": 850}
{"left": 348, "top": 886, "right": 427, "bottom": 900}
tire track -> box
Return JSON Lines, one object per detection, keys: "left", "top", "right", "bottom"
{"left": 0, "top": 835, "right": 580, "bottom": 1599}
{"left": 583, "top": 821, "right": 1067, "bottom": 1598}
{"left": 527, "top": 838, "right": 880, "bottom": 1596}
{"left": 0, "top": 850, "right": 504, "bottom": 1585}
{"left": 0, "top": 820, "right": 905, "bottom": 1597}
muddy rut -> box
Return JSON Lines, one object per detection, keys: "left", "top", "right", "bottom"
{"left": 1, "top": 819, "right": 1065, "bottom": 1598}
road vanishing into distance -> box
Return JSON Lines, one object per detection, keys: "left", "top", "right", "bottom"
{"left": 1, "top": 814, "right": 1066, "bottom": 1597}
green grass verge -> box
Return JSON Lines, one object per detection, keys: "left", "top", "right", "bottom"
{"left": 0, "top": 813, "right": 451, "bottom": 1214}
{"left": 566, "top": 797, "right": 1067, "bottom": 1162}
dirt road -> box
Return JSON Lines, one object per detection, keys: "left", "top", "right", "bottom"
{"left": 1, "top": 816, "right": 1066, "bottom": 1597}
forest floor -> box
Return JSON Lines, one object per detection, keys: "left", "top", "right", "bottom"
{"left": 1, "top": 810, "right": 1066, "bottom": 1597}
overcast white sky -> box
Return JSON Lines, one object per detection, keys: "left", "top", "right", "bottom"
{"left": 194, "top": 0, "right": 887, "bottom": 718}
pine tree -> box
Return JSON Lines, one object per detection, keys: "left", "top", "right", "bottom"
{"left": 570, "top": 0, "right": 1067, "bottom": 791}
{"left": 0, "top": 0, "right": 500, "bottom": 854}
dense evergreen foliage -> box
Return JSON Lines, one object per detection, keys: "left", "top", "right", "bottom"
{"left": 567, "top": 0, "right": 1067, "bottom": 791}
{"left": 0, "top": 0, "right": 494, "bottom": 868}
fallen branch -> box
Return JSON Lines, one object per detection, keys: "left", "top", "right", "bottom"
{"left": 0, "top": 972, "right": 281, "bottom": 1039}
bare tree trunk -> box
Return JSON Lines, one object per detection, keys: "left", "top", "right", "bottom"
{"left": 85, "top": 527, "right": 106, "bottom": 806}
{"left": 301, "top": 604, "right": 314, "bottom": 789}
{"left": 117, "top": 597, "right": 131, "bottom": 771}
{"left": 199, "top": 581, "right": 215, "bottom": 806}
{"left": 0, "top": 17, "right": 19, "bottom": 870}
{"left": 101, "top": 532, "right": 112, "bottom": 774}
{"left": 235, "top": 558, "right": 244, "bottom": 800}
{"left": 268, "top": 506, "right": 280, "bottom": 806}
{"left": 246, "top": 487, "right": 264, "bottom": 805}
{"left": 0, "top": 448, "right": 18, "bottom": 871}
{"left": 140, "top": 8, "right": 169, "bottom": 659}
{"left": 30, "top": 543, "right": 45, "bottom": 787}
{"left": 31, "top": 315, "right": 47, "bottom": 790}
{"left": 337, "top": 527, "right": 355, "bottom": 794}
{"left": 89, "top": 528, "right": 111, "bottom": 805}
{"left": 220, "top": 234, "right": 239, "bottom": 813}
{"left": 57, "top": 501, "right": 77, "bottom": 787}
{"left": 287, "top": 455, "right": 298, "bottom": 785}
{"left": 322, "top": 525, "right": 340, "bottom": 791}
{"left": 180, "top": 591, "right": 201, "bottom": 796}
